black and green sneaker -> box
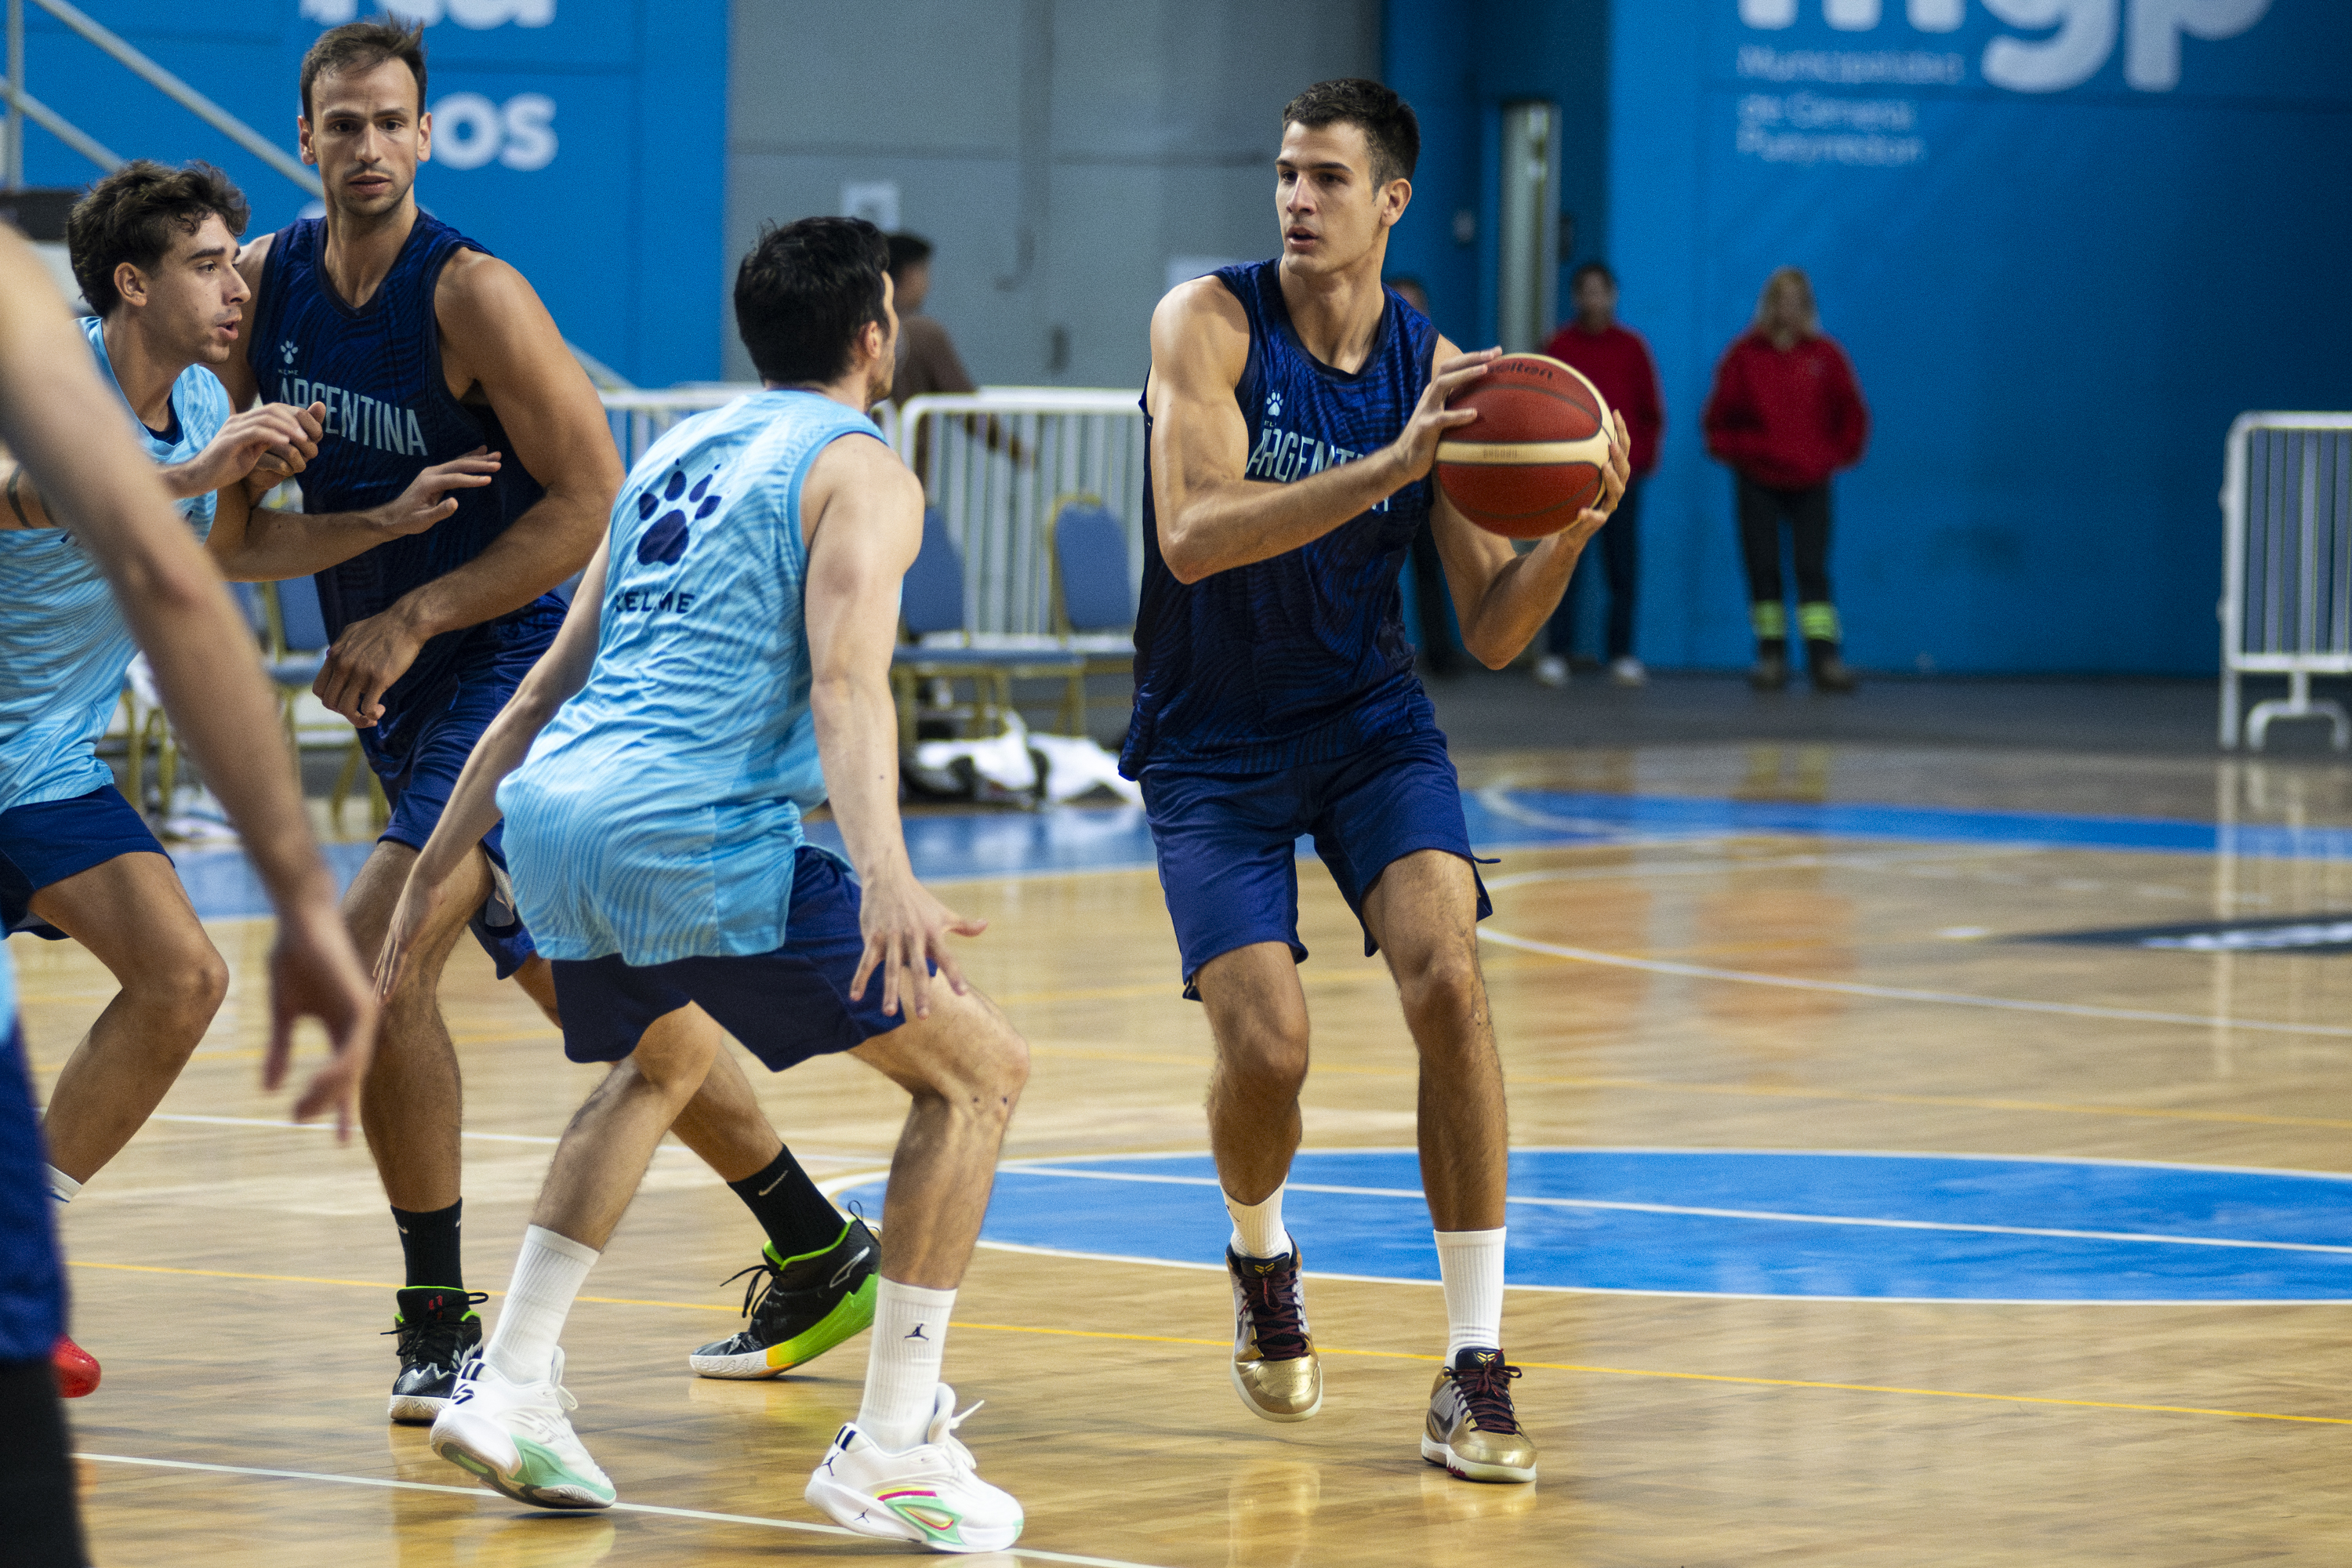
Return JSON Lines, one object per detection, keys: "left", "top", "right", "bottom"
{"left": 386, "top": 1287, "right": 487, "bottom": 1425}
{"left": 688, "top": 1218, "right": 880, "bottom": 1379}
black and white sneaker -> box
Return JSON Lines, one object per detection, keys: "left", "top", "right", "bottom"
{"left": 387, "top": 1287, "right": 486, "bottom": 1425}
{"left": 688, "top": 1218, "right": 880, "bottom": 1379}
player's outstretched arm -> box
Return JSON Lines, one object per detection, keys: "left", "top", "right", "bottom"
{"left": 802, "top": 435, "right": 985, "bottom": 1021}
{"left": 311, "top": 255, "right": 620, "bottom": 728}
{"left": 210, "top": 444, "right": 502, "bottom": 582}
{"left": 373, "top": 539, "right": 609, "bottom": 998}
{"left": 1148, "top": 278, "right": 1498, "bottom": 583}
{"left": 0, "top": 229, "right": 376, "bottom": 1134}
{"left": 1, "top": 399, "right": 321, "bottom": 532}
{"left": 1425, "top": 329, "right": 1632, "bottom": 669}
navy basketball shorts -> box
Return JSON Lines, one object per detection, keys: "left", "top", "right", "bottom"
{"left": 367, "top": 657, "right": 540, "bottom": 979}
{"left": 1141, "top": 724, "right": 1494, "bottom": 999}
{"left": 550, "top": 847, "right": 910, "bottom": 1070}
{"left": 0, "top": 1020, "right": 64, "bottom": 1363}
{"left": 0, "top": 786, "right": 168, "bottom": 941}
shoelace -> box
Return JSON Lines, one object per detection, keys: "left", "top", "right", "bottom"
{"left": 1445, "top": 1359, "right": 1524, "bottom": 1434}
{"left": 1238, "top": 1263, "right": 1312, "bottom": 1359}
{"left": 383, "top": 1292, "right": 489, "bottom": 1368}
{"left": 719, "top": 1259, "right": 788, "bottom": 1326}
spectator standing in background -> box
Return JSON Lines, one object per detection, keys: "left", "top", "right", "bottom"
{"left": 1535, "top": 263, "right": 1662, "bottom": 688}
{"left": 884, "top": 233, "right": 978, "bottom": 405}
{"left": 1702, "top": 266, "right": 1867, "bottom": 694}
{"left": 1386, "top": 274, "right": 1463, "bottom": 677}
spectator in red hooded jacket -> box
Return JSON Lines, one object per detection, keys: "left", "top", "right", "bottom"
{"left": 1702, "top": 267, "right": 1867, "bottom": 693}
{"left": 1536, "top": 262, "right": 1663, "bottom": 688}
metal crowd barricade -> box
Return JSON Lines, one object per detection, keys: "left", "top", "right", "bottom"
{"left": 2221, "top": 413, "right": 2352, "bottom": 750}
{"left": 601, "top": 385, "right": 902, "bottom": 472}
{"left": 894, "top": 389, "right": 1146, "bottom": 639}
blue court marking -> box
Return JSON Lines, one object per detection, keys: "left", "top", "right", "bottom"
{"left": 164, "top": 786, "right": 2352, "bottom": 921}
{"left": 833, "top": 1148, "right": 2352, "bottom": 1303}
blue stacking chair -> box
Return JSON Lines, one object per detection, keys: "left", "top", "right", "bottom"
{"left": 262, "top": 577, "right": 386, "bottom": 827}
{"left": 891, "top": 508, "right": 1085, "bottom": 748}
{"left": 1047, "top": 499, "right": 1137, "bottom": 735}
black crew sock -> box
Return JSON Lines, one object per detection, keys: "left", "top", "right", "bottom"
{"left": 728, "top": 1145, "right": 846, "bottom": 1262}
{"left": 392, "top": 1200, "right": 463, "bottom": 1290}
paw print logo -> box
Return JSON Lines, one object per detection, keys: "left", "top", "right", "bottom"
{"left": 1265, "top": 390, "right": 1283, "bottom": 419}
{"left": 636, "top": 467, "right": 721, "bottom": 566}
{"left": 278, "top": 339, "right": 298, "bottom": 368}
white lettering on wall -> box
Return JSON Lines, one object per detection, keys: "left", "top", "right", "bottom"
{"left": 430, "top": 93, "right": 560, "bottom": 172}
{"left": 1737, "top": 0, "right": 2274, "bottom": 93}
{"left": 2125, "top": 0, "right": 2271, "bottom": 90}
{"left": 300, "top": 0, "right": 554, "bottom": 26}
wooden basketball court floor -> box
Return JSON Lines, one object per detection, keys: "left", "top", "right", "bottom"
{"left": 21, "top": 741, "right": 2352, "bottom": 1566}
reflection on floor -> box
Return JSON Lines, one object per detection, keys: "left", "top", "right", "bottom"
{"left": 28, "top": 740, "right": 2352, "bottom": 1566}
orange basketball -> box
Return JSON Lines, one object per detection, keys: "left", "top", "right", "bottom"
{"left": 1435, "top": 354, "right": 1614, "bottom": 539}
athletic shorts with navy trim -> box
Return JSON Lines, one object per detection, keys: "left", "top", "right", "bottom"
{"left": 1141, "top": 724, "right": 1493, "bottom": 1000}
{"left": 550, "top": 846, "right": 908, "bottom": 1069}
{"left": 0, "top": 786, "right": 167, "bottom": 942}
{"left": 0, "top": 1020, "right": 64, "bottom": 1362}
{"left": 366, "top": 644, "right": 543, "bottom": 980}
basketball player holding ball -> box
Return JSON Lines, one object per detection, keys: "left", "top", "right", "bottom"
{"left": 1127, "top": 78, "right": 1626, "bottom": 1481}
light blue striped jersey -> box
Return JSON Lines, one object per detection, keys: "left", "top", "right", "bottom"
{"left": 497, "top": 390, "right": 885, "bottom": 964}
{"left": 0, "top": 318, "right": 227, "bottom": 814}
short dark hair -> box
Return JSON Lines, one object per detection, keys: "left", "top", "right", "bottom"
{"left": 735, "top": 217, "right": 891, "bottom": 384}
{"left": 1571, "top": 261, "right": 1617, "bottom": 290}
{"left": 886, "top": 232, "right": 934, "bottom": 277}
{"left": 66, "top": 160, "right": 251, "bottom": 316}
{"left": 300, "top": 19, "right": 427, "bottom": 121}
{"left": 1283, "top": 78, "right": 1420, "bottom": 187}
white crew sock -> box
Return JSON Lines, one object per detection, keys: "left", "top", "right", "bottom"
{"left": 483, "top": 1225, "right": 599, "bottom": 1384}
{"left": 858, "top": 1278, "right": 955, "bottom": 1453}
{"left": 1435, "top": 1227, "right": 1506, "bottom": 1361}
{"left": 45, "top": 1165, "right": 80, "bottom": 1203}
{"left": 1225, "top": 1185, "right": 1292, "bottom": 1261}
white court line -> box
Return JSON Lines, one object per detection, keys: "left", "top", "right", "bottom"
{"left": 1476, "top": 925, "right": 2352, "bottom": 1040}
{"left": 984, "top": 1164, "right": 2352, "bottom": 1258}
{"left": 78, "top": 1453, "right": 1177, "bottom": 1568}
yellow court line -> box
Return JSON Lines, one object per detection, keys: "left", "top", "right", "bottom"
{"left": 66, "top": 1261, "right": 2350, "bottom": 1427}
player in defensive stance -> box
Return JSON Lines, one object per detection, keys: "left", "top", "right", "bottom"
{"left": 0, "top": 160, "right": 477, "bottom": 1393}
{"left": 226, "top": 20, "right": 874, "bottom": 1418}
{"left": 0, "top": 222, "right": 376, "bottom": 1568}
{"left": 1128, "top": 79, "right": 1624, "bottom": 1482}
{"left": 377, "top": 218, "right": 1027, "bottom": 1550}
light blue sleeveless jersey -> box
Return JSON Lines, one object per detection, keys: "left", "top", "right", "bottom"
{"left": 498, "top": 390, "right": 884, "bottom": 965}
{"left": 0, "top": 319, "right": 227, "bottom": 814}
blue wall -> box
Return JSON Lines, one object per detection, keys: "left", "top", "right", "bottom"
{"left": 16, "top": 0, "right": 725, "bottom": 387}
{"left": 1394, "top": 0, "right": 2352, "bottom": 675}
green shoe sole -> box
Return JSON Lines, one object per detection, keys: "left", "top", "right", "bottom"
{"left": 764, "top": 1271, "right": 877, "bottom": 1372}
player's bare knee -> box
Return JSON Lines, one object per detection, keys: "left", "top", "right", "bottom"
{"left": 1220, "top": 1017, "right": 1309, "bottom": 1098}
{"left": 133, "top": 938, "right": 230, "bottom": 1033}
{"left": 1393, "top": 942, "right": 1485, "bottom": 1025}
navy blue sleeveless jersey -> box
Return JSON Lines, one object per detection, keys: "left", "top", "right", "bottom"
{"left": 248, "top": 214, "right": 561, "bottom": 752}
{"left": 1121, "top": 260, "right": 1439, "bottom": 779}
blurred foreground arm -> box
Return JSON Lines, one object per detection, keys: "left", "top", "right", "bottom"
{"left": 0, "top": 228, "right": 376, "bottom": 1133}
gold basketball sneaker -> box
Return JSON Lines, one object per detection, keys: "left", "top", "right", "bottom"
{"left": 1226, "top": 1244, "right": 1321, "bottom": 1421}
{"left": 1421, "top": 1349, "right": 1537, "bottom": 1483}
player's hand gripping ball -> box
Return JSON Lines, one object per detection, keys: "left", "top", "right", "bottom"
{"left": 1435, "top": 353, "right": 1616, "bottom": 539}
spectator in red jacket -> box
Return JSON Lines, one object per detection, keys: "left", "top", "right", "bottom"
{"left": 1537, "top": 262, "right": 1663, "bottom": 688}
{"left": 1702, "top": 266, "right": 1868, "bottom": 693}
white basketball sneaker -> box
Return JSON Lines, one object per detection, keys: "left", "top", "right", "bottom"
{"left": 430, "top": 1348, "right": 616, "bottom": 1510}
{"left": 805, "top": 1384, "right": 1023, "bottom": 1553}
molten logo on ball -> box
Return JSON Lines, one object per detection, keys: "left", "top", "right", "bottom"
{"left": 1435, "top": 354, "right": 1615, "bottom": 539}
